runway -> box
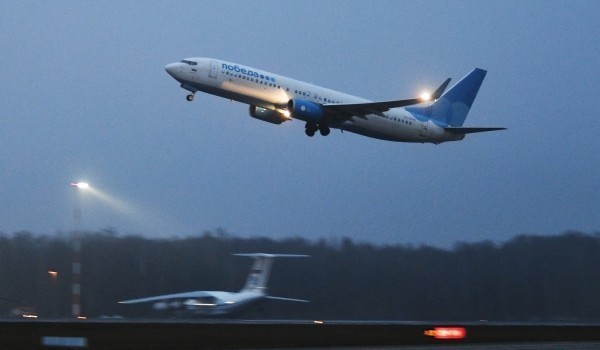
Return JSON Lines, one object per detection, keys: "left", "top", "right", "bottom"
{"left": 2, "top": 319, "right": 600, "bottom": 349}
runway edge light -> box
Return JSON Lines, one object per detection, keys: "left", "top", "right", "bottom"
{"left": 424, "top": 327, "right": 466, "bottom": 340}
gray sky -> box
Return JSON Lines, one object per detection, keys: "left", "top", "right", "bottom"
{"left": 1, "top": 1, "right": 599, "bottom": 248}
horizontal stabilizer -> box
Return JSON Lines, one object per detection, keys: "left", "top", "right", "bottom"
{"left": 266, "top": 296, "right": 310, "bottom": 303}
{"left": 444, "top": 127, "right": 506, "bottom": 135}
{"left": 0, "top": 297, "right": 20, "bottom": 303}
{"left": 234, "top": 253, "right": 310, "bottom": 258}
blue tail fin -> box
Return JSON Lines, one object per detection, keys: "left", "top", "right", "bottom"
{"left": 406, "top": 68, "right": 486, "bottom": 127}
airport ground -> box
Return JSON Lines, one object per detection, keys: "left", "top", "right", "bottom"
{"left": 2, "top": 318, "right": 600, "bottom": 349}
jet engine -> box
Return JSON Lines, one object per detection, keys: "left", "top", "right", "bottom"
{"left": 249, "top": 105, "right": 289, "bottom": 124}
{"left": 287, "top": 99, "right": 325, "bottom": 123}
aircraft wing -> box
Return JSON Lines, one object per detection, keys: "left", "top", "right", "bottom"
{"left": 118, "top": 291, "right": 212, "bottom": 304}
{"left": 266, "top": 296, "right": 310, "bottom": 303}
{"left": 323, "top": 78, "right": 451, "bottom": 117}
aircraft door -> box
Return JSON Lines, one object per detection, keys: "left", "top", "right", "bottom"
{"left": 209, "top": 60, "right": 218, "bottom": 79}
{"left": 420, "top": 122, "right": 428, "bottom": 138}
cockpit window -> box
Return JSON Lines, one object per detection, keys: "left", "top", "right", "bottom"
{"left": 180, "top": 60, "right": 198, "bottom": 66}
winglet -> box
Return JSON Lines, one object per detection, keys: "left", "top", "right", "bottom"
{"left": 431, "top": 78, "right": 451, "bottom": 100}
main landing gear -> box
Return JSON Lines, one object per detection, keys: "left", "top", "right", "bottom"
{"left": 305, "top": 122, "right": 330, "bottom": 137}
{"left": 186, "top": 93, "right": 195, "bottom": 101}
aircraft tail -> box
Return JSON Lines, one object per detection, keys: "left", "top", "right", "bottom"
{"left": 236, "top": 253, "right": 309, "bottom": 292}
{"left": 407, "top": 68, "right": 487, "bottom": 127}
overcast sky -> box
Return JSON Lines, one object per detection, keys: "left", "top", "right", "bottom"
{"left": 1, "top": 1, "right": 598, "bottom": 248}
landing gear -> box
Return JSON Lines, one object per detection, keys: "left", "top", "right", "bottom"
{"left": 319, "top": 125, "right": 330, "bottom": 136}
{"left": 305, "top": 122, "right": 318, "bottom": 137}
{"left": 305, "top": 122, "right": 330, "bottom": 137}
{"left": 186, "top": 93, "right": 195, "bottom": 101}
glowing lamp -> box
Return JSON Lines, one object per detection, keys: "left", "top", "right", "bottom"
{"left": 424, "top": 327, "right": 466, "bottom": 340}
{"left": 70, "top": 182, "right": 90, "bottom": 190}
{"left": 420, "top": 91, "right": 432, "bottom": 101}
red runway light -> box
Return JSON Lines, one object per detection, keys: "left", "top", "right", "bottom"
{"left": 424, "top": 327, "right": 466, "bottom": 340}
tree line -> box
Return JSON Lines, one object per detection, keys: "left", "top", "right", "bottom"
{"left": 1, "top": 230, "right": 599, "bottom": 321}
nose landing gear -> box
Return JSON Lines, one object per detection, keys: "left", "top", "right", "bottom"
{"left": 186, "top": 93, "right": 195, "bottom": 102}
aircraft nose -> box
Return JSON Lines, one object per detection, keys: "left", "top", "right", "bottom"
{"left": 165, "top": 63, "right": 179, "bottom": 78}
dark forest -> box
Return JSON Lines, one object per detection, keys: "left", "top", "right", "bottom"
{"left": 1, "top": 230, "right": 599, "bottom": 322}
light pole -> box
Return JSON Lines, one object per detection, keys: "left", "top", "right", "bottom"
{"left": 70, "top": 181, "right": 89, "bottom": 319}
{"left": 47, "top": 270, "right": 58, "bottom": 318}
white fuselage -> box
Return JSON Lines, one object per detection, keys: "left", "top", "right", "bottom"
{"left": 165, "top": 58, "right": 465, "bottom": 144}
{"left": 151, "top": 289, "right": 266, "bottom": 317}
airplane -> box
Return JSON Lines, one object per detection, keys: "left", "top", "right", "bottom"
{"left": 165, "top": 57, "right": 505, "bottom": 143}
{"left": 119, "top": 253, "right": 309, "bottom": 317}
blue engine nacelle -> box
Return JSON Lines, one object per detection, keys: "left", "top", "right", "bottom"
{"left": 249, "top": 105, "right": 289, "bottom": 124}
{"left": 287, "top": 99, "right": 325, "bottom": 124}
